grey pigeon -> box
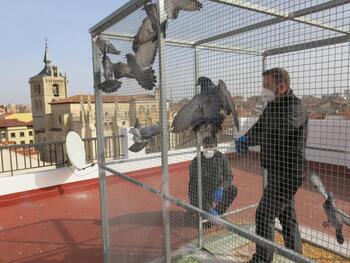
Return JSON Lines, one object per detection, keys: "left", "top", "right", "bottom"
{"left": 129, "top": 119, "right": 161, "bottom": 152}
{"left": 323, "top": 192, "right": 350, "bottom": 245}
{"left": 113, "top": 53, "right": 157, "bottom": 90}
{"left": 95, "top": 35, "right": 120, "bottom": 55}
{"left": 310, "top": 173, "right": 350, "bottom": 244}
{"left": 132, "top": 18, "right": 158, "bottom": 68}
{"left": 143, "top": 3, "right": 168, "bottom": 38}
{"left": 163, "top": 0, "right": 203, "bottom": 37}
{"left": 99, "top": 46, "right": 122, "bottom": 93}
{"left": 171, "top": 76, "right": 239, "bottom": 135}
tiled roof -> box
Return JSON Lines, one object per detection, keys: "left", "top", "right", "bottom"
{"left": 0, "top": 119, "right": 33, "bottom": 128}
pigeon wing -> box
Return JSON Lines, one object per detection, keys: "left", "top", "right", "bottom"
{"left": 132, "top": 18, "right": 157, "bottom": 53}
{"left": 96, "top": 35, "right": 120, "bottom": 55}
{"left": 135, "top": 40, "right": 158, "bottom": 69}
{"left": 140, "top": 125, "right": 161, "bottom": 138}
{"left": 171, "top": 94, "right": 204, "bottom": 133}
{"left": 217, "top": 80, "right": 240, "bottom": 131}
{"left": 129, "top": 142, "right": 148, "bottom": 152}
{"left": 310, "top": 173, "right": 328, "bottom": 199}
{"left": 337, "top": 208, "right": 350, "bottom": 226}
{"left": 173, "top": 0, "right": 203, "bottom": 12}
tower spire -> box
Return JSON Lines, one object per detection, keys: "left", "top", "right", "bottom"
{"left": 43, "top": 38, "right": 51, "bottom": 66}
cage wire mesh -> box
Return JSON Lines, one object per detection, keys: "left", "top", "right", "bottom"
{"left": 91, "top": 0, "right": 350, "bottom": 262}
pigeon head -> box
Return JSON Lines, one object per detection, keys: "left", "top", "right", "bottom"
{"left": 197, "top": 77, "right": 215, "bottom": 92}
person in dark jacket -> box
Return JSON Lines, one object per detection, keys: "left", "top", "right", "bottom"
{"left": 188, "top": 136, "right": 238, "bottom": 220}
{"left": 236, "top": 68, "right": 308, "bottom": 263}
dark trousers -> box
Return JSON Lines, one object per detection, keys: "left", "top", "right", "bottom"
{"left": 251, "top": 170, "right": 303, "bottom": 263}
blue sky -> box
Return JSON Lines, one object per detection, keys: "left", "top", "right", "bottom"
{"left": 0, "top": 0, "right": 127, "bottom": 104}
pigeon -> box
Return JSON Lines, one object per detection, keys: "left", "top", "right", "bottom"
{"left": 162, "top": 0, "right": 203, "bottom": 37}
{"left": 98, "top": 46, "right": 122, "bottom": 93}
{"left": 171, "top": 76, "right": 239, "bottom": 136}
{"left": 132, "top": 18, "right": 158, "bottom": 53}
{"left": 95, "top": 35, "right": 120, "bottom": 55}
{"left": 129, "top": 119, "right": 161, "bottom": 152}
{"left": 113, "top": 53, "right": 157, "bottom": 90}
{"left": 310, "top": 173, "right": 350, "bottom": 244}
{"left": 143, "top": 3, "right": 167, "bottom": 38}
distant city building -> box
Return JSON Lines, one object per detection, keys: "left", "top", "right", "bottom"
{"left": 0, "top": 119, "right": 34, "bottom": 145}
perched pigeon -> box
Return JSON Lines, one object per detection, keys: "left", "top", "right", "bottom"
{"left": 95, "top": 35, "right": 120, "bottom": 55}
{"left": 171, "top": 76, "right": 239, "bottom": 135}
{"left": 99, "top": 46, "right": 122, "bottom": 93}
{"left": 129, "top": 119, "right": 161, "bottom": 152}
{"left": 113, "top": 53, "right": 157, "bottom": 90}
{"left": 163, "top": 0, "right": 203, "bottom": 37}
{"left": 310, "top": 173, "right": 350, "bottom": 244}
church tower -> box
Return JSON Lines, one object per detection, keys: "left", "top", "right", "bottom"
{"left": 29, "top": 41, "right": 68, "bottom": 141}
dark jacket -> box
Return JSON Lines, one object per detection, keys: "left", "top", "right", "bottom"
{"left": 188, "top": 151, "right": 233, "bottom": 210}
{"left": 246, "top": 89, "right": 308, "bottom": 177}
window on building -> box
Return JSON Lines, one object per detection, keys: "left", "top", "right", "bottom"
{"left": 1, "top": 132, "right": 5, "bottom": 139}
{"left": 20, "top": 132, "right": 25, "bottom": 137}
{"left": 58, "top": 115, "right": 62, "bottom": 125}
{"left": 53, "top": 84, "right": 59, "bottom": 97}
{"left": 122, "top": 121, "right": 126, "bottom": 125}
{"left": 11, "top": 133, "right": 15, "bottom": 138}
{"left": 37, "top": 84, "right": 41, "bottom": 95}
{"left": 30, "top": 140, "right": 33, "bottom": 144}
{"left": 29, "top": 131, "right": 33, "bottom": 136}
{"left": 20, "top": 141, "right": 25, "bottom": 144}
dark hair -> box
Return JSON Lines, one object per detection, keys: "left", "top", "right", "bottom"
{"left": 263, "top": 67, "right": 290, "bottom": 88}
{"left": 202, "top": 136, "right": 217, "bottom": 146}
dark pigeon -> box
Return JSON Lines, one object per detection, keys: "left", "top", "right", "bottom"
{"left": 171, "top": 76, "right": 239, "bottom": 136}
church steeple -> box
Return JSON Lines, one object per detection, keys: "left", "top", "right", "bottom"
{"left": 43, "top": 39, "right": 51, "bottom": 67}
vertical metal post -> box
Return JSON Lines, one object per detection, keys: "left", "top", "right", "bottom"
{"left": 194, "top": 48, "right": 203, "bottom": 248}
{"left": 91, "top": 37, "right": 110, "bottom": 263}
{"left": 262, "top": 55, "right": 268, "bottom": 189}
{"left": 156, "top": 0, "right": 171, "bottom": 261}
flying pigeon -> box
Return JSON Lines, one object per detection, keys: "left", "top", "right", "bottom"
{"left": 162, "top": 0, "right": 203, "bottom": 37}
{"left": 129, "top": 119, "right": 161, "bottom": 152}
{"left": 95, "top": 35, "right": 120, "bottom": 55}
{"left": 132, "top": 18, "right": 158, "bottom": 53}
{"left": 143, "top": 3, "right": 167, "bottom": 38}
{"left": 171, "top": 76, "right": 239, "bottom": 135}
{"left": 113, "top": 53, "right": 157, "bottom": 90}
{"left": 98, "top": 46, "right": 122, "bottom": 93}
{"left": 310, "top": 173, "right": 350, "bottom": 244}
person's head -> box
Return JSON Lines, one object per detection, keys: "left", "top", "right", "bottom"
{"left": 262, "top": 67, "right": 290, "bottom": 101}
{"left": 202, "top": 136, "right": 217, "bottom": 159}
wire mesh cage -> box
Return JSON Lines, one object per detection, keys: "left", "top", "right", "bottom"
{"left": 90, "top": 0, "right": 350, "bottom": 262}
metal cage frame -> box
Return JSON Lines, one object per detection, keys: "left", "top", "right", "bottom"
{"left": 90, "top": 0, "right": 350, "bottom": 262}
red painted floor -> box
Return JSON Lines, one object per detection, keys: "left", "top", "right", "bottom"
{"left": 0, "top": 155, "right": 349, "bottom": 263}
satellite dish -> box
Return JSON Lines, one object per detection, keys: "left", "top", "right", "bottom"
{"left": 66, "top": 131, "right": 95, "bottom": 170}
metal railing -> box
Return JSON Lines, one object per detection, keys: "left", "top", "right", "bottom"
{"left": 0, "top": 135, "right": 124, "bottom": 176}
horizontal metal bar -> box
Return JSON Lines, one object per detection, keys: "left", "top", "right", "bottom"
{"left": 263, "top": 34, "right": 350, "bottom": 56}
{"left": 89, "top": 0, "right": 148, "bottom": 36}
{"left": 101, "top": 32, "right": 262, "bottom": 55}
{"left": 306, "top": 146, "right": 350, "bottom": 154}
{"left": 202, "top": 202, "right": 259, "bottom": 223}
{"left": 102, "top": 164, "right": 313, "bottom": 263}
{"left": 196, "top": 0, "right": 350, "bottom": 46}
{"left": 208, "top": 0, "right": 349, "bottom": 37}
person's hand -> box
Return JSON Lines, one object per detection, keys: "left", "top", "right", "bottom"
{"left": 235, "top": 135, "right": 248, "bottom": 155}
{"left": 213, "top": 187, "right": 224, "bottom": 204}
{"left": 209, "top": 207, "right": 218, "bottom": 216}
